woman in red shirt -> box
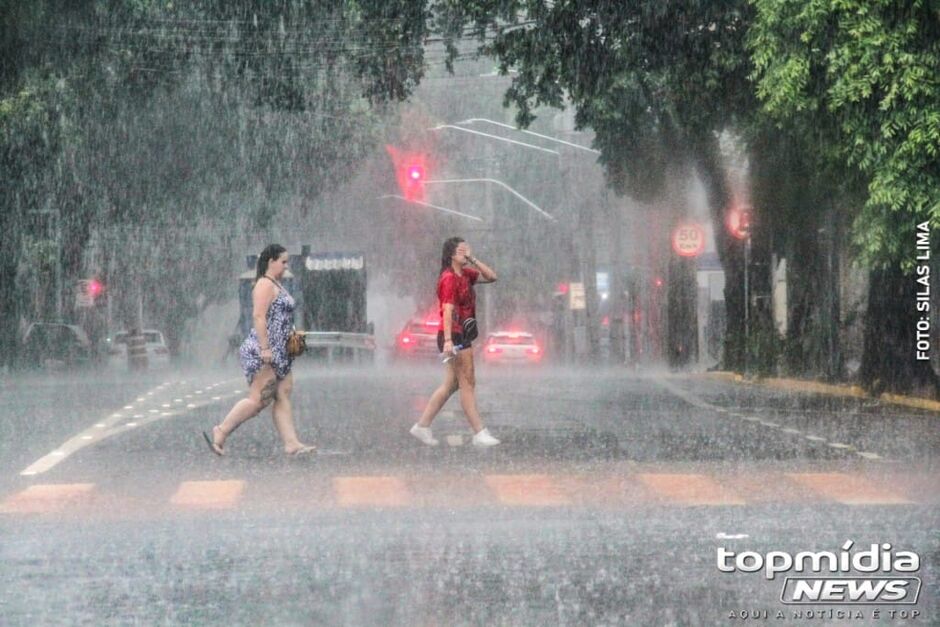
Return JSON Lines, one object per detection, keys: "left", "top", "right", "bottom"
{"left": 411, "top": 237, "right": 501, "bottom": 447}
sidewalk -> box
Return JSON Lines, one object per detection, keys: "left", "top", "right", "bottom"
{"left": 702, "top": 371, "right": 940, "bottom": 414}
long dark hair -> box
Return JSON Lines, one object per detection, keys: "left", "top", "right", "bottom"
{"left": 440, "top": 236, "right": 464, "bottom": 274}
{"left": 256, "top": 244, "right": 287, "bottom": 282}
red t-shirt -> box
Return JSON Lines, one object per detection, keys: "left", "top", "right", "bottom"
{"left": 438, "top": 267, "right": 479, "bottom": 325}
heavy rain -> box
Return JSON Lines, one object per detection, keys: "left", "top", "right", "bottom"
{"left": 0, "top": 2, "right": 938, "bottom": 625}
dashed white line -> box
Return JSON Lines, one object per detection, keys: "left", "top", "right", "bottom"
{"left": 18, "top": 378, "right": 241, "bottom": 477}
{"left": 805, "top": 435, "right": 827, "bottom": 442}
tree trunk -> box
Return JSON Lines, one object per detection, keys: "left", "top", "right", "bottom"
{"left": 0, "top": 214, "right": 22, "bottom": 369}
{"left": 690, "top": 134, "right": 744, "bottom": 371}
{"left": 860, "top": 265, "right": 940, "bottom": 397}
{"left": 605, "top": 192, "right": 627, "bottom": 365}
{"left": 666, "top": 255, "right": 698, "bottom": 369}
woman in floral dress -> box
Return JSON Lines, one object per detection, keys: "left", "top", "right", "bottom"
{"left": 204, "top": 244, "right": 315, "bottom": 457}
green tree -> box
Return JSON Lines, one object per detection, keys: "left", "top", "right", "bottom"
{"left": 0, "top": 1, "right": 429, "bottom": 362}
{"left": 750, "top": 0, "right": 940, "bottom": 394}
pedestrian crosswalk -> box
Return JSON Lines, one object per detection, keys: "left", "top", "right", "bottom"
{"left": 0, "top": 471, "right": 934, "bottom": 516}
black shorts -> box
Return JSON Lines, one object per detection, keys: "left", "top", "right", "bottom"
{"left": 437, "top": 330, "right": 470, "bottom": 352}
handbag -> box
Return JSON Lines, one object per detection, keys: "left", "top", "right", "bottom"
{"left": 287, "top": 328, "right": 307, "bottom": 358}
{"left": 461, "top": 317, "right": 479, "bottom": 343}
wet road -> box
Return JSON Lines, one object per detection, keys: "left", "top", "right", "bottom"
{"left": 1, "top": 362, "right": 937, "bottom": 625}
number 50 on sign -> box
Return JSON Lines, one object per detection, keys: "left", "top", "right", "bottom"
{"left": 672, "top": 223, "right": 705, "bottom": 257}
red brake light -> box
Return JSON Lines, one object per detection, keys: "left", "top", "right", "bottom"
{"left": 486, "top": 346, "right": 502, "bottom": 353}
{"left": 399, "top": 334, "right": 413, "bottom": 347}
{"left": 527, "top": 346, "right": 540, "bottom": 355}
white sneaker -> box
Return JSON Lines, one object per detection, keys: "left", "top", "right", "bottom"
{"left": 410, "top": 424, "right": 439, "bottom": 446}
{"left": 472, "top": 428, "right": 500, "bottom": 448}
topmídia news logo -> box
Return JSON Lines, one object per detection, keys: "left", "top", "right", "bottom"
{"left": 718, "top": 540, "right": 922, "bottom": 605}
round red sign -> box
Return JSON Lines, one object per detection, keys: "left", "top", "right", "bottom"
{"left": 672, "top": 223, "right": 706, "bottom": 257}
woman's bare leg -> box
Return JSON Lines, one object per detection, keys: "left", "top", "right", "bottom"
{"left": 416, "top": 362, "right": 458, "bottom": 428}
{"left": 215, "top": 365, "right": 277, "bottom": 448}
{"left": 271, "top": 373, "right": 312, "bottom": 453}
{"left": 454, "top": 351, "right": 485, "bottom": 433}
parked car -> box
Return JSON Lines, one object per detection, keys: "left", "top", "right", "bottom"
{"left": 106, "top": 329, "right": 171, "bottom": 369}
{"left": 394, "top": 316, "right": 442, "bottom": 360}
{"left": 21, "top": 322, "right": 93, "bottom": 369}
{"left": 482, "top": 331, "right": 543, "bottom": 365}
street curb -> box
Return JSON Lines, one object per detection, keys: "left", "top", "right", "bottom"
{"left": 701, "top": 371, "right": 940, "bottom": 414}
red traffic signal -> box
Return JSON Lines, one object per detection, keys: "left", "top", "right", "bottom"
{"left": 727, "top": 206, "right": 752, "bottom": 240}
{"left": 88, "top": 279, "right": 104, "bottom": 298}
{"left": 407, "top": 164, "right": 424, "bottom": 182}
{"left": 387, "top": 146, "right": 428, "bottom": 202}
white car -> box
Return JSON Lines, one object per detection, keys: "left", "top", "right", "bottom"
{"left": 482, "top": 331, "right": 543, "bottom": 365}
{"left": 107, "top": 329, "right": 171, "bottom": 369}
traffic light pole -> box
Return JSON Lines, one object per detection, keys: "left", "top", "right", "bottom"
{"left": 744, "top": 232, "right": 751, "bottom": 376}
{"left": 378, "top": 195, "right": 484, "bottom": 222}
{"left": 423, "top": 178, "right": 557, "bottom": 222}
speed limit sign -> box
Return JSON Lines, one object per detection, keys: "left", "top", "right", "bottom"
{"left": 671, "top": 223, "right": 705, "bottom": 257}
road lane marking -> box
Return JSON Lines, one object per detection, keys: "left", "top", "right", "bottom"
{"left": 786, "top": 473, "right": 912, "bottom": 505}
{"left": 638, "top": 473, "right": 745, "bottom": 506}
{"left": 333, "top": 477, "right": 410, "bottom": 507}
{"left": 656, "top": 378, "right": 893, "bottom": 461}
{"left": 857, "top": 451, "right": 883, "bottom": 460}
{"left": 485, "top": 474, "right": 571, "bottom": 506}
{"left": 18, "top": 378, "right": 242, "bottom": 477}
{"left": 0, "top": 483, "right": 95, "bottom": 514}
{"left": 171, "top": 480, "right": 244, "bottom": 509}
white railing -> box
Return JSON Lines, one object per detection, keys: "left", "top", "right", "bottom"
{"left": 300, "top": 332, "right": 376, "bottom": 364}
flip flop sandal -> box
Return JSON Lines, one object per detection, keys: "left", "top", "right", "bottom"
{"left": 202, "top": 430, "right": 224, "bottom": 456}
{"left": 286, "top": 445, "right": 316, "bottom": 457}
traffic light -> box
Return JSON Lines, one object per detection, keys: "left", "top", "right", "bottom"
{"left": 386, "top": 145, "right": 428, "bottom": 202}
{"left": 726, "top": 205, "right": 752, "bottom": 240}
{"left": 88, "top": 279, "right": 104, "bottom": 299}
{"left": 76, "top": 278, "right": 105, "bottom": 308}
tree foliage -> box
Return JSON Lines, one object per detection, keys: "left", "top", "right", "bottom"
{"left": 750, "top": 0, "right": 940, "bottom": 269}
{"left": 0, "top": 0, "right": 428, "bottom": 360}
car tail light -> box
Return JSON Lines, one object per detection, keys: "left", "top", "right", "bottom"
{"left": 399, "top": 334, "right": 414, "bottom": 347}
{"left": 486, "top": 346, "right": 503, "bottom": 354}
{"left": 527, "top": 346, "right": 540, "bottom": 355}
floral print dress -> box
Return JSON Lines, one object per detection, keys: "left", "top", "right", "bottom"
{"left": 239, "top": 283, "right": 295, "bottom": 384}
